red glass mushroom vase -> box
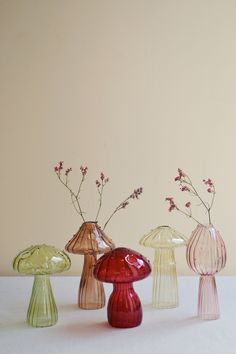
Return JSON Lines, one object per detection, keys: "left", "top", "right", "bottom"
{"left": 94, "top": 247, "right": 151, "bottom": 328}
{"left": 65, "top": 222, "right": 115, "bottom": 310}
{"left": 186, "top": 224, "right": 226, "bottom": 320}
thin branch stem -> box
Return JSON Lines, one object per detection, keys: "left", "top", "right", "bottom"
{"left": 95, "top": 184, "right": 104, "bottom": 222}
{"left": 176, "top": 207, "right": 202, "bottom": 225}
{"left": 103, "top": 196, "right": 130, "bottom": 230}
{"left": 56, "top": 174, "right": 85, "bottom": 222}
{"left": 182, "top": 174, "right": 215, "bottom": 224}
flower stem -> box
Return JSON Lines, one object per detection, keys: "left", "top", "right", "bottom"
{"left": 176, "top": 207, "right": 202, "bottom": 225}
{"left": 95, "top": 184, "right": 104, "bottom": 222}
{"left": 103, "top": 197, "right": 129, "bottom": 230}
{"left": 56, "top": 174, "right": 85, "bottom": 222}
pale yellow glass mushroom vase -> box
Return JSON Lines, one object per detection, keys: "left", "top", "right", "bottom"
{"left": 140, "top": 226, "right": 187, "bottom": 309}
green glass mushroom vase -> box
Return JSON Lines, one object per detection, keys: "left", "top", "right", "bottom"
{"left": 13, "top": 244, "right": 71, "bottom": 327}
{"left": 140, "top": 226, "right": 187, "bottom": 309}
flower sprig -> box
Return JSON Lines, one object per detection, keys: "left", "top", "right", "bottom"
{"left": 54, "top": 161, "right": 143, "bottom": 230}
{"left": 165, "top": 168, "right": 216, "bottom": 225}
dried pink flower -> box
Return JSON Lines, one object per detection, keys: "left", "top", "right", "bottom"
{"left": 175, "top": 168, "right": 185, "bottom": 181}
{"left": 180, "top": 186, "right": 190, "bottom": 192}
{"left": 54, "top": 162, "right": 143, "bottom": 229}
{"left": 165, "top": 197, "right": 177, "bottom": 212}
{"left": 96, "top": 180, "right": 101, "bottom": 187}
{"left": 65, "top": 167, "right": 72, "bottom": 176}
{"left": 166, "top": 169, "right": 216, "bottom": 225}
{"left": 54, "top": 161, "right": 64, "bottom": 173}
{"left": 80, "top": 166, "right": 88, "bottom": 176}
{"left": 203, "top": 178, "right": 214, "bottom": 187}
{"left": 130, "top": 187, "right": 143, "bottom": 199}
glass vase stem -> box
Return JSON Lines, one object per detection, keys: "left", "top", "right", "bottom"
{"left": 79, "top": 254, "right": 105, "bottom": 309}
{"left": 27, "top": 275, "right": 57, "bottom": 327}
{"left": 108, "top": 282, "right": 142, "bottom": 328}
{"left": 152, "top": 248, "right": 178, "bottom": 308}
{"left": 198, "top": 275, "right": 219, "bottom": 320}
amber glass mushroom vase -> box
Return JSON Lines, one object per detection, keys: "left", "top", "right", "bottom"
{"left": 13, "top": 245, "right": 71, "bottom": 327}
{"left": 94, "top": 247, "right": 151, "bottom": 328}
{"left": 65, "top": 222, "right": 114, "bottom": 309}
{"left": 54, "top": 162, "right": 143, "bottom": 310}
{"left": 140, "top": 225, "right": 187, "bottom": 309}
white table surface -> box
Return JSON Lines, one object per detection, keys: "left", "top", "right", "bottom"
{"left": 0, "top": 276, "right": 235, "bottom": 354}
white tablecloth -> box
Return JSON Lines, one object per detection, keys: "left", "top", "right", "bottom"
{"left": 0, "top": 276, "right": 235, "bottom": 354}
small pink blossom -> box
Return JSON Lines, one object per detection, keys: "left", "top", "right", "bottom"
{"left": 65, "top": 167, "right": 72, "bottom": 176}
{"left": 96, "top": 180, "right": 101, "bottom": 187}
{"left": 100, "top": 172, "right": 105, "bottom": 181}
{"left": 54, "top": 161, "right": 64, "bottom": 173}
{"left": 207, "top": 188, "right": 213, "bottom": 193}
{"left": 165, "top": 197, "right": 174, "bottom": 202}
{"left": 203, "top": 178, "right": 214, "bottom": 187}
{"left": 130, "top": 187, "right": 143, "bottom": 199}
{"left": 185, "top": 202, "right": 191, "bottom": 208}
{"left": 80, "top": 166, "right": 88, "bottom": 176}
{"left": 175, "top": 168, "right": 185, "bottom": 181}
{"left": 180, "top": 185, "right": 190, "bottom": 192}
{"left": 165, "top": 197, "right": 177, "bottom": 212}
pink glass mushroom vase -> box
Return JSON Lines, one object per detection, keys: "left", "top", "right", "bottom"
{"left": 94, "top": 247, "right": 151, "bottom": 328}
{"left": 186, "top": 224, "right": 226, "bottom": 320}
{"left": 65, "top": 222, "right": 115, "bottom": 310}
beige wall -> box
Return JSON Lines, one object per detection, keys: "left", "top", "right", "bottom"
{"left": 1, "top": 0, "right": 236, "bottom": 275}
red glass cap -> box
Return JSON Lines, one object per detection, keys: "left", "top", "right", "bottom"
{"left": 94, "top": 247, "right": 151, "bottom": 283}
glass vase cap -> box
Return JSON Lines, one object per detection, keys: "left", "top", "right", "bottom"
{"left": 140, "top": 225, "right": 187, "bottom": 248}
{"left": 65, "top": 221, "right": 115, "bottom": 255}
{"left": 13, "top": 244, "right": 71, "bottom": 275}
{"left": 94, "top": 247, "right": 151, "bottom": 283}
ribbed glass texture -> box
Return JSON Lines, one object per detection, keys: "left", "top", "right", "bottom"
{"left": 65, "top": 222, "right": 115, "bottom": 309}
{"left": 27, "top": 275, "right": 58, "bottom": 327}
{"left": 79, "top": 254, "right": 105, "bottom": 309}
{"left": 94, "top": 247, "right": 151, "bottom": 328}
{"left": 152, "top": 248, "right": 178, "bottom": 308}
{"left": 186, "top": 224, "right": 226, "bottom": 320}
{"left": 108, "top": 283, "right": 142, "bottom": 328}
{"left": 140, "top": 225, "right": 186, "bottom": 309}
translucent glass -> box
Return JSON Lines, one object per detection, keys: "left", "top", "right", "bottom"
{"left": 152, "top": 248, "right": 178, "bottom": 308}
{"left": 79, "top": 254, "right": 105, "bottom": 309}
{"left": 140, "top": 226, "right": 186, "bottom": 309}
{"left": 108, "top": 283, "right": 142, "bottom": 328}
{"left": 186, "top": 224, "right": 227, "bottom": 320}
{"left": 94, "top": 247, "right": 151, "bottom": 328}
{"left": 65, "top": 221, "right": 114, "bottom": 255}
{"left": 13, "top": 244, "right": 71, "bottom": 327}
{"left": 13, "top": 244, "right": 71, "bottom": 275}
{"left": 65, "top": 221, "right": 115, "bottom": 310}
{"left": 27, "top": 275, "right": 57, "bottom": 327}
{"left": 65, "top": 222, "right": 115, "bottom": 309}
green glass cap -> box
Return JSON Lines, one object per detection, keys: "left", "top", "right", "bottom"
{"left": 140, "top": 225, "right": 187, "bottom": 248}
{"left": 13, "top": 244, "right": 71, "bottom": 275}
